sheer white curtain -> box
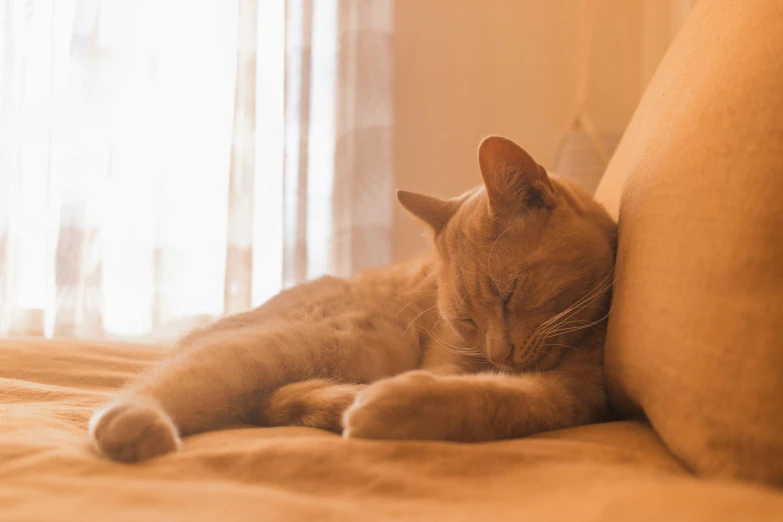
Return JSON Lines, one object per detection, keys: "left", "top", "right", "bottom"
{"left": 0, "top": 0, "right": 393, "bottom": 339}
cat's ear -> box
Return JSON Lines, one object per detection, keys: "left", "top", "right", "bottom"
{"left": 478, "top": 136, "right": 555, "bottom": 215}
{"left": 397, "top": 190, "right": 460, "bottom": 234}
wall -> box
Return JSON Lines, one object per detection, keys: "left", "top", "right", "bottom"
{"left": 390, "top": 0, "right": 694, "bottom": 261}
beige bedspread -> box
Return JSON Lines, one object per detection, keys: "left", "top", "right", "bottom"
{"left": 1, "top": 338, "right": 782, "bottom": 521}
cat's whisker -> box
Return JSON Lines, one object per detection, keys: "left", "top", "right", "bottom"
{"left": 536, "top": 275, "right": 612, "bottom": 332}
{"left": 453, "top": 352, "right": 486, "bottom": 360}
{"left": 535, "top": 271, "right": 615, "bottom": 335}
{"left": 421, "top": 297, "right": 469, "bottom": 337}
{"left": 549, "top": 270, "right": 614, "bottom": 321}
{"left": 438, "top": 340, "right": 478, "bottom": 352}
{"left": 487, "top": 224, "right": 512, "bottom": 281}
{"left": 537, "top": 288, "right": 608, "bottom": 331}
{"left": 394, "top": 293, "right": 438, "bottom": 317}
{"left": 426, "top": 314, "right": 449, "bottom": 335}
{"left": 536, "top": 295, "right": 608, "bottom": 338}
{"left": 543, "top": 324, "right": 602, "bottom": 338}
{"left": 403, "top": 302, "right": 464, "bottom": 340}
{"left": 544, "top": 319, "right": 593, "bottom": 329}
{"left": 541, "top": 308, "right": 606, "bottom": 335}
{"left": 537, "top": 343, "right": 576, "bottom": 351}
{"left": 402, "top": 304, "right": 441, "bottom": 335}
{"left": 443, "top": 344, "right": 485, "bottom": 360}
{"left": 428, "top": 334, "right": 485, "bottom": 358}
{"left": 536, "top": 285, "right": 605, "bottom": 331}
{"left": 394, "top": 274, "right": 461, "bottom": 317}
{"left": 541, "top": 307, "right": 613, "bottom": 340}
{"left": 542, "top": 317, "right": 607, "bottom": 339}
{"left": 538, "top": 305, "right": 609, "bottom": 337}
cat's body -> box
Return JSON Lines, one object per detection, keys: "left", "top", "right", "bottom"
{"left": 90, "top": 137, "right": 617, "bottom": 462}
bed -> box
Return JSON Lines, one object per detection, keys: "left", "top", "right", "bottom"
{"left": 0, "top": 338, "right": 781, "bottom": 521}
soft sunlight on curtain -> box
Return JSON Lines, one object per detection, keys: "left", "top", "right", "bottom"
{"left": 0, "top": 0, "right": 393, "bottom": 339}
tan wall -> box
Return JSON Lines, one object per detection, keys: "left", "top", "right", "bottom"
{"left": 391, "top": 0, "right": 694, "bottom": 261}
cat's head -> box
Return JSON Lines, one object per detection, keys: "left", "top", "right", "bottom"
{"left": 398, "top": 136, "right": 617, "bottom": 371}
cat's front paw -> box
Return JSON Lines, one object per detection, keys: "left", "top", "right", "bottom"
{"left": 89, "top": 397, "right": 180, "bottom": 462}
{"left": 342, "top": 371, "right": 452, "bottom": 441}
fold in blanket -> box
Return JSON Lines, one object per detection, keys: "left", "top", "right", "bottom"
{"left": 0, "top": 338, "right": 781, "bottom": 521}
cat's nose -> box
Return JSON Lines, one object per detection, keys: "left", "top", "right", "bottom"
{"left": 487, "top": 340, "right": 513, "bottom": 365}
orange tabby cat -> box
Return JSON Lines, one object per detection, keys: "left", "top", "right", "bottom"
{"left": 89, "top": 136, "right": 617, "bottom": 462}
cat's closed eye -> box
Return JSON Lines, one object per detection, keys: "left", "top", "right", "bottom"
{"left": 458, "top": 318, "right": 477, "bottom": 330}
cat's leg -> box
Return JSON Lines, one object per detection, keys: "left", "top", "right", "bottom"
{"left": 255, "top": 341, "right": 474, "bottom": 434}
{"left": 343, "top": 353, "right": 608, "bottom": 441}
{"left": 90, "top": 322, "right": 418, "bottom": 462}
{"left": 260, "top": 380, "right": 365, "bottom": 432}
{"left": 254, "top": 336, "right": 473, "bottom": 433}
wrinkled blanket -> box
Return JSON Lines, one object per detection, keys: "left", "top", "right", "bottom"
{"left": 1, "top": 338, "right": 782, "bottom": 521}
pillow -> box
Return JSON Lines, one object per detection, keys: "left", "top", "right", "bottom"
{"left": 597, "top": 0, "right": 783, "bottom": 486}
